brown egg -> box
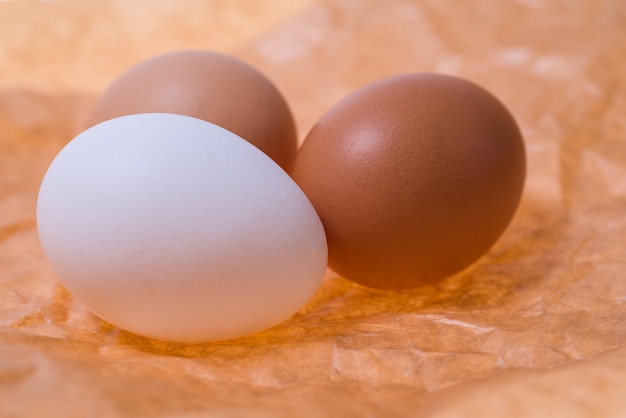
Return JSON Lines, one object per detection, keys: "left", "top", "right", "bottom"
{"left": 87, "top": 50, "right": 297, "bottom": 171}
{"left": 292, "top": 73, "right": 526, "bottom": 290}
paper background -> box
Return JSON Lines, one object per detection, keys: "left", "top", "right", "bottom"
{"left": 1, "top": 0, "right": 625, "bottom": 416}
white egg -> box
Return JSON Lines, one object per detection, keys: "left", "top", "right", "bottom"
{"left": 37, "top": 113, "right": 327, "bottom": 343}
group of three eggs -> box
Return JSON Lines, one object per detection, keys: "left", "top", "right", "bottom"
{"left": 37, "top": 50, "right": 526, "bottom": 343}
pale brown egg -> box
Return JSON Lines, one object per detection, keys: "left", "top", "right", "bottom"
{"left": 87, "top": 50, "right": 297, "bottom": 170}
{"left": 292, "top": 73, "right": 526, "bottom": 290}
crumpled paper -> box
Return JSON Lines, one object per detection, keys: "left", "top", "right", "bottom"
{"left": 1, "top": 0, "right": 626, "bottom": 416}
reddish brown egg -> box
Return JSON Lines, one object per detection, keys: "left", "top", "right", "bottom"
{"left": 292, "top": 73, "right": 526, "bottom": 290}
{"left": 87, "top": 50, "right": 297, "bottom": 171}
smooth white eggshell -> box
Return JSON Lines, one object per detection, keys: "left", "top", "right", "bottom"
{"left": 37, "top": 113, "right": 327, "bottom": 343}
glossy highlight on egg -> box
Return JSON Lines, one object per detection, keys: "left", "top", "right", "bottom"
{"left": 292, "top": 73, "right": 526, "bottom": 290}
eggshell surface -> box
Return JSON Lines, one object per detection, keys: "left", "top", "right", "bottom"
{"left": 292, "top": 73, "right": 526, "bottom": 290}
{"left": 37, "top": 113, "right": 327, "bottom": 343}
{"left": 87, "top": 50, "right": 297, "bottom": 170}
